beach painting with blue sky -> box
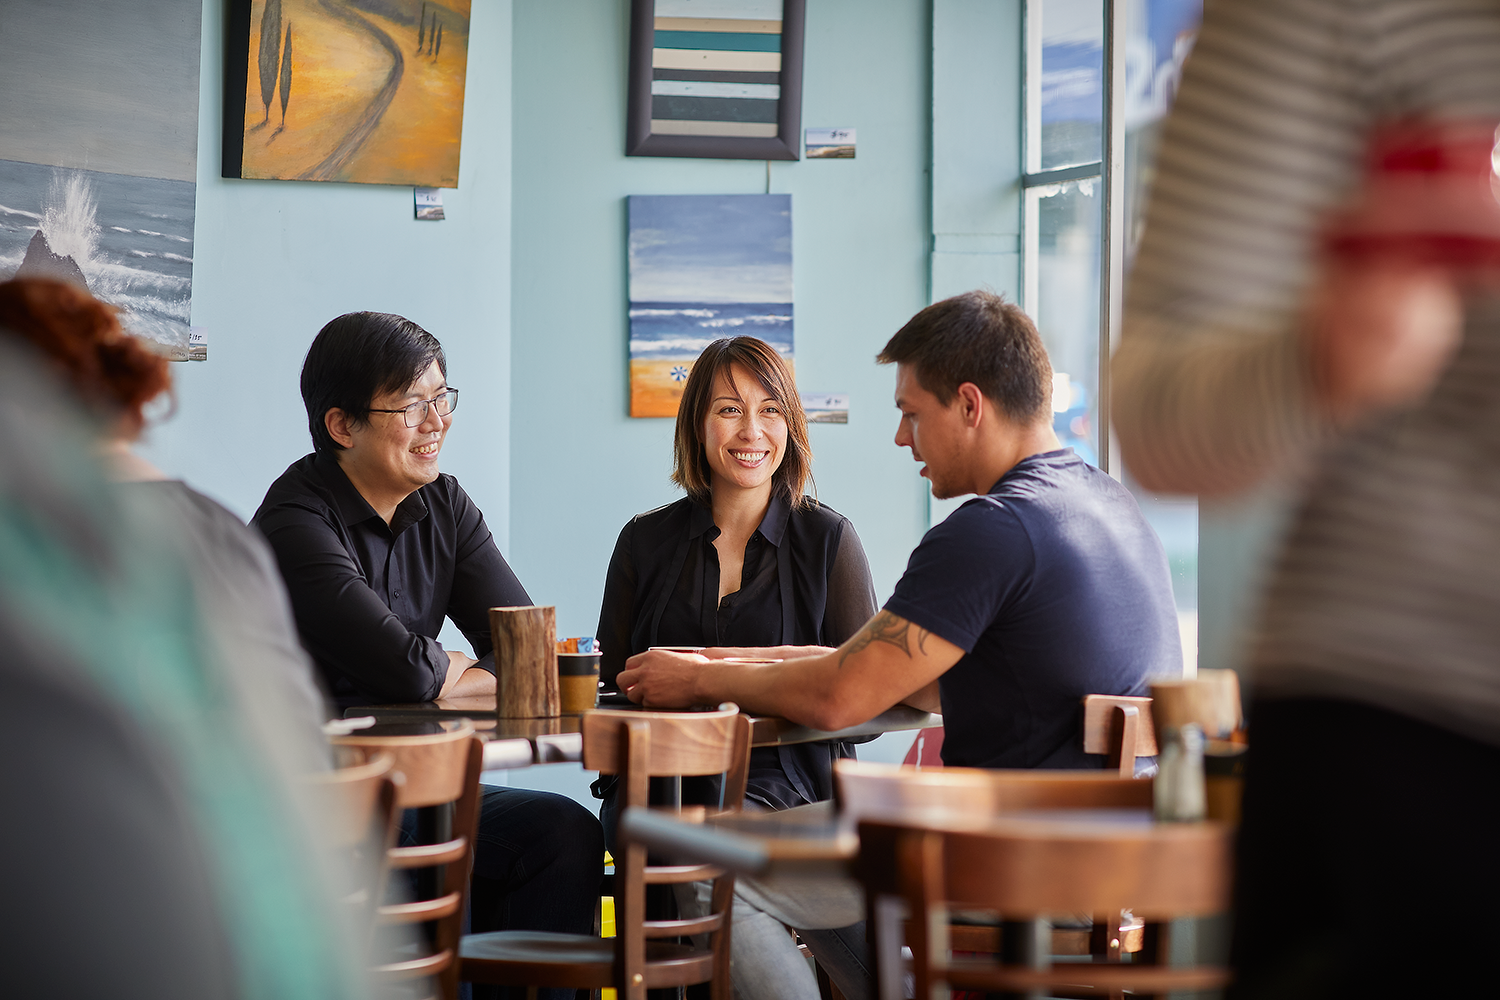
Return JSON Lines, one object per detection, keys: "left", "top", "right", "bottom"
{"left": 627, "top": 194, "right": 792, "bottom": 417}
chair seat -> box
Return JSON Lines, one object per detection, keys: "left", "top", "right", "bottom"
{"left": 460, "top": 931, "right": 710, "bottom": 989}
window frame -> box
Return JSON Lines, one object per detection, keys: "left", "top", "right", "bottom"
{"left": 1020, "top": 0, "right": 1126, "bottom": 476}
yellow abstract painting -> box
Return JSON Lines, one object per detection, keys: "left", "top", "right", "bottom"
{"left": 227, "top": 0, "right": 469, "bottom": 187}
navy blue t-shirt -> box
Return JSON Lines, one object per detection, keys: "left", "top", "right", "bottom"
{"left": 884, "top": 449, "right": 1180, "bottom": 769}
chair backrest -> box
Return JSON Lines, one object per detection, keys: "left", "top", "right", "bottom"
{"left": 863, "top": 816, "right": 1232, "bottom": 999}
{"left": 1081, "top": 694, "right": 1158, "bottom": 776}
{"left": 333, "top": 722, "right": 484, "bottom": 1000}
{"left": 309, "top": 751, "right": 401, "bottom": 848}
{"left": 304, "top": 752, "right": 401, "bottom": 958}
{"left": 590, "top": 707, "right": 753, "bottom": 1000}
{"left": 836, "top": 758, "right": 1151, "bottom": 822}
{"left": 583, "top": 705, "right": 748, "bottom": 779}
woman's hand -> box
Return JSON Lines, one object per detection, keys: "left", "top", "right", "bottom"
{"left": 700, "top": 644, "right": 834, "bottom": 660}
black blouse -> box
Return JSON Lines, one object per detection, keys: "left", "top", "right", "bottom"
{"left": 597, "top": 494, "right": 876, "bottom": 809}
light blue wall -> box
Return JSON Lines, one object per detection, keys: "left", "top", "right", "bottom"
{"left": 141, "top": 0, "right": 516, "bottom": 555}
{"left": 930, "top": 0, "right": 1023, "bottom": 304}
{"left": 508, "top": 0, "right": 939, "bottom": 638}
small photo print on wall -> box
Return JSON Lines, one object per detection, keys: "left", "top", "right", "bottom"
{"left": 805, "top": 128, "right": 855, "bottom": 158}
{"left": 414, "top": 187, "right": 445, "bottom": 219}
{"left": 627, "top": 194, "right": 793, "bottom": 418}
{"left": 801, "top": 392, "right": 848, "bottom": 423}
{"left": 225, "top": 0, "right": 472, "bottom": 187}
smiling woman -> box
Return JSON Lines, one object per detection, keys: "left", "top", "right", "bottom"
{"left": 671, "top": 335, "right": 810, "bottom": 509}
{"left": 594, "top": 335, "right": 878, "bottom": 999}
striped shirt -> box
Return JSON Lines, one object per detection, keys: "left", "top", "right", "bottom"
{"left": 1113, "top": 0, "right": 1500, "bottom": 745}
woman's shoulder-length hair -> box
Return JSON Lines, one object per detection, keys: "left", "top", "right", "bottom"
{"left": 671, "top": 336, "right": 814, "bottom": 509}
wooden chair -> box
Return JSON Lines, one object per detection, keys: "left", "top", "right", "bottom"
{"left": 896, "top": 694, "right": 1158, "bottom": 778}
{"left": 333, "top": 722, "right": 485, "bottom": 1000}
{"left": 835, "top": 759, "right": 1153, "bottom": 961}
{"left": 859, "top": 814, "right": 1232, "bottom": 1000}
{"left": 459, "top": 705, "right": 753, "bottom": 1000}
{"left": 1082, "top": 694, "right": 1158, "bottom": 777}
{"left": 304, "top": 750, "right": 402, "bottom": 955}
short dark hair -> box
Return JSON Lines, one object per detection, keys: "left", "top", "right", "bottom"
{"left": 876, "top": 290, "right": 1052, "bottom": 424}
{"left": 672, "top": 337, "right": 813, "bottom": 508}
{"left": 301, "top": 312, "right": 446, "bottom": 452}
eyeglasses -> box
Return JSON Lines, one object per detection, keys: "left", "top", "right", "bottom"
{"left": 369, "top": 388, "right": 459, "bottom": 427}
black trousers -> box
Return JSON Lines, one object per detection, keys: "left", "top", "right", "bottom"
{"left": 1228, "top": 698, "right": 1499, "bottom": 998}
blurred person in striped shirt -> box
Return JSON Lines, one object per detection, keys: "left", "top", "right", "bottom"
{"left": 1113, "top": 0, "right": 1500, "bottom": 994}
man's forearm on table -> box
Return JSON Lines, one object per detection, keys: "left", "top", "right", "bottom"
{"left": 691, "top": 654, "right": 882, "bottom": 730}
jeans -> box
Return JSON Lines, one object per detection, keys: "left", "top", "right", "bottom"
{"left": 674, "top": 871, "right": 872, "bottom": 1000}
{"left": 402, "top": 785, "right": 604, "bottom": 1000}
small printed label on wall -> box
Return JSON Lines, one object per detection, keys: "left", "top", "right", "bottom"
{"left": 805, "top": 128, "right": 856, "bottom": 158}
{"left": 415, "top": 187, "right": 445, "bottom": 220}
{"left": 802, "top": 392, "right": 849, "bottom": 423}
{"left": 188, "top": 326, "right": 207, "bottom": 361}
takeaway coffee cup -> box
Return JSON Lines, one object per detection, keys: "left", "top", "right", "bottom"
{"left": 558, "top": 652, "right": 601, "bottom": 713}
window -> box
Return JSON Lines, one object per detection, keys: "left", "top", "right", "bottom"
{"left": 1022, "top": 0, "right": 1203, "bottom": 669}
{"left": 1024, "top": 0, "right": 1103, "bottom": 465}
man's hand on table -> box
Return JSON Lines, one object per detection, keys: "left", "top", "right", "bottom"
{"left": 438, "top": 651, "right": 496, "bottom": 698}
{"left": 618, "top": 614, "right": 962, "bottom": 730}
{"left": 617, "top": 646, "right": 836, "bottom": 706}
{"left": 618, "top": 650, "right": 713, "bottom": 707}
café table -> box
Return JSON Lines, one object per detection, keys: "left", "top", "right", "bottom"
{"left": 618, "top": 801, "right": 1227, "bottom": 881}
{"left": 621, "top": 799, "right": 855, "bottom": 878}
{"left": 344, "top": 696, "right": 941, "bottom": 772}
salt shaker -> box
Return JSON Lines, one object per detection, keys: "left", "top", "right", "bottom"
{"left": 1154, "top": 722, "right": 1206, "bottom": 822}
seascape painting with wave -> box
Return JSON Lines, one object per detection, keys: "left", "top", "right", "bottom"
{"left": 0, "top": 163, "right": 197, "bottom": 357}
{"left": 0, "top": 0, "right": 203, "bottom": 359}
{"left": 628, "top": 194, "right": 792, "bottom": 418}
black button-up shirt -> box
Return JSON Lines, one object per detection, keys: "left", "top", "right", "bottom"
{"left": 598, "top": 494, "right": 876, "bottom": 809}
{"left": 253, "top": 452, "right": 530, "bottom": 708}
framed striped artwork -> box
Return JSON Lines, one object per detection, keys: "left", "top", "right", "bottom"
{"left": 627, "top": 0, "right": 805, "bottom": 160}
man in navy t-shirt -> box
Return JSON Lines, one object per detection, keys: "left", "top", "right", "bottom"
{"left": 883, "top": 448, "right": 1178, "bottom": 767}
{"left": 619, "top": 290, "right": 1181, "bottom": 769}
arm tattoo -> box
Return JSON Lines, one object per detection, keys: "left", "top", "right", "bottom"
{"left": 839, "top": 611, "right": 931, "bottom": 668}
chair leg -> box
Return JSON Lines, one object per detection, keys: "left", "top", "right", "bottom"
{"left": 998, "top": 918, "right": 1049, "bottom": 1000}
{"left": 1089, "top": 910, "right": 1127, "bottom": 1000}
{"left": 1089, "top": 911, "right": 1124, "bottom": 962}
{"left": 1135, "top": 921, "right": 1174, "bottom": 1000}
{"left": 870, "top": 894, "right": 907, "bottom": 1000}
{"left": 709, "top": 875, "right": 735, "bottom": 1000}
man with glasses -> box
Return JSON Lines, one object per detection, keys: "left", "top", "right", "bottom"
{"left": 254, "top": 311, "right": 602, "bottom": 1000}
{"left": 255, "top": 311, "right": 518, "bottom": 706}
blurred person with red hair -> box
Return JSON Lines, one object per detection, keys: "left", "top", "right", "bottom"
{"left": 0, "top": 277, "right": 328, "bottom": 750}
{"left": 0, "top": 279, "right": 366, "bottom": 995}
